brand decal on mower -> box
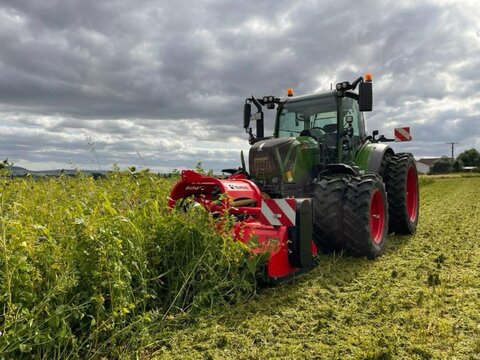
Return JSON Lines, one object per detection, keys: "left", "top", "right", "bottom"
{"left": 260, "top": 199, "right": 296, "bottom": 227}
{"left": 227, "top": 184, "right": 249, "bottom": 190}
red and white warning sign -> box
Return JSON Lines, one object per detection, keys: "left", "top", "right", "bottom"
{"left": 394, "top": 127, "right": 412, "bottom": 142}
{"left": 260, "top": 199, "right": 296, "bottom": 227}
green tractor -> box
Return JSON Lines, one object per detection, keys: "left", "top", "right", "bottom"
{"left": 241, "top": 73, "right": 419, "bottom": 259}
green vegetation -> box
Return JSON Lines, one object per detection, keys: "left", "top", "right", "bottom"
{"left": 1, "top": 171, "right": 479, "bottom": 359}
{"left": 0, "top": 170, "right": 260, "bottom": 359}
{"left": 457, "top": 148, "right": 480, "bottom": 168}
{"left": 430, "top": 148, "right": 480, "bottom": 174}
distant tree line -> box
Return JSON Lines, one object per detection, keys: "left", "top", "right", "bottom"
{"left": 430, "top": 148, "right": 480, "bottom": 174}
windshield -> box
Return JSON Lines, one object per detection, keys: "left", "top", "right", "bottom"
{"left": 276, "top": 95, "right": 338, "bottom": 138}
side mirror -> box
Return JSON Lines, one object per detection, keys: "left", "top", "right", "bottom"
{"left": 358, "top": 82, "right": 373, "bottom": 111}
{"left": 243, "top": 103, "right": 251, "bottom": 129}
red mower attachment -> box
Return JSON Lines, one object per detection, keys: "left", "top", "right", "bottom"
{"left": 168, "top": 170, "right": 317, "bottom": 282}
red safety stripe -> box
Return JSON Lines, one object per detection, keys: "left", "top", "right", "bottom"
{"left": 394, "top": 127, "right": 411, "bottom": 142}
{"left": 259, "top": 199, "right": 296, "bottom": 227}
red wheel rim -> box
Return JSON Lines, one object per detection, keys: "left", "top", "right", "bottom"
{"left": 406, "top": 166, "right": 418, "bottom": 222}
{"left": 370, "top": 189, "right": 386, "bottom": 244}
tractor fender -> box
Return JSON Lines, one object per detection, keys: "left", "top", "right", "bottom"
{"left": 318, "top": 163, "right": 357, "bottom": 177}
{"left": 355, "top": 142, "right": 394, "bottom": 174}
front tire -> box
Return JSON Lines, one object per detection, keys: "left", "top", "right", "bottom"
{"left": 385, "top": 153, "right": 419, "bottom": 234}
{"left": 343, "top": 174, "right": 388, "bottom": 259}
{"left": 312, "top": 177, "right": 347, "bottom": 253}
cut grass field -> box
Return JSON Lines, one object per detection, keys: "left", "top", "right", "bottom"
{"left": 155, "top": 177, "right": 480, "bottom": 359}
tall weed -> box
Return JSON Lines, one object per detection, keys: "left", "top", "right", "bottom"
{"left": 0, "top": 169, "right": 260, "bottom": 358}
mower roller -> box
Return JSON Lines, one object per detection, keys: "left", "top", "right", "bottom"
{"left": 169, "top": 73, "right": 419, "bottom": 282}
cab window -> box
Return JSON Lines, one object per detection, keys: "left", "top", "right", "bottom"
{"left": 342, "top": 97, "right": 365, "bottom": 141}
{"left": 277, "top": 95, "right": 338, "bottom": 138}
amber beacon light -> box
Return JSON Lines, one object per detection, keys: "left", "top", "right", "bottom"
{"left": 364, "top": 72, "right": 373, "bottom": 82}
{"left": 287, "top": 88, "right": 294, "bottom": 96}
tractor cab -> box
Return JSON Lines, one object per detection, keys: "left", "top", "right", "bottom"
{"left": 275, "top": 92, "right": 366, "bottom": 165}
{"left": 244, "top": 74, "right": 373, "bottom": 197}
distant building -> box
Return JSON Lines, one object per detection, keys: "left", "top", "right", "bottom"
{"left": 415, "top": 158, "right": 443, "bottom": 174}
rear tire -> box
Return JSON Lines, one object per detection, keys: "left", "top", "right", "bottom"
{"left": 385, "top": 153, "right": 419, "bottom": 234}
{"left": 343, "top": 174, "right": 388, "bottom": 259}
{"left": 312, "top": 177, "right": 347, "bottom": 253}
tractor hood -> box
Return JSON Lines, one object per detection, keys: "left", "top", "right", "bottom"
{"left": 249, "top": 136, "right": 319, "bottom": 189}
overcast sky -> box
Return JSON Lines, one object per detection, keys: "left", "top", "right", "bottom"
{"left": 1, "top": 0, "right": 479, "bottom": 172}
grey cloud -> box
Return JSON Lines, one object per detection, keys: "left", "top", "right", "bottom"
{"left": 0, "top": 0, "right": 479, "bottom": 170}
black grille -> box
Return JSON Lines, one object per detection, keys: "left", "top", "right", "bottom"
{"left": 249, "top": 138, "right": 296, "bottom": 180}
{"left": 250, "top": 152, "right": 278, "bottom": 175}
